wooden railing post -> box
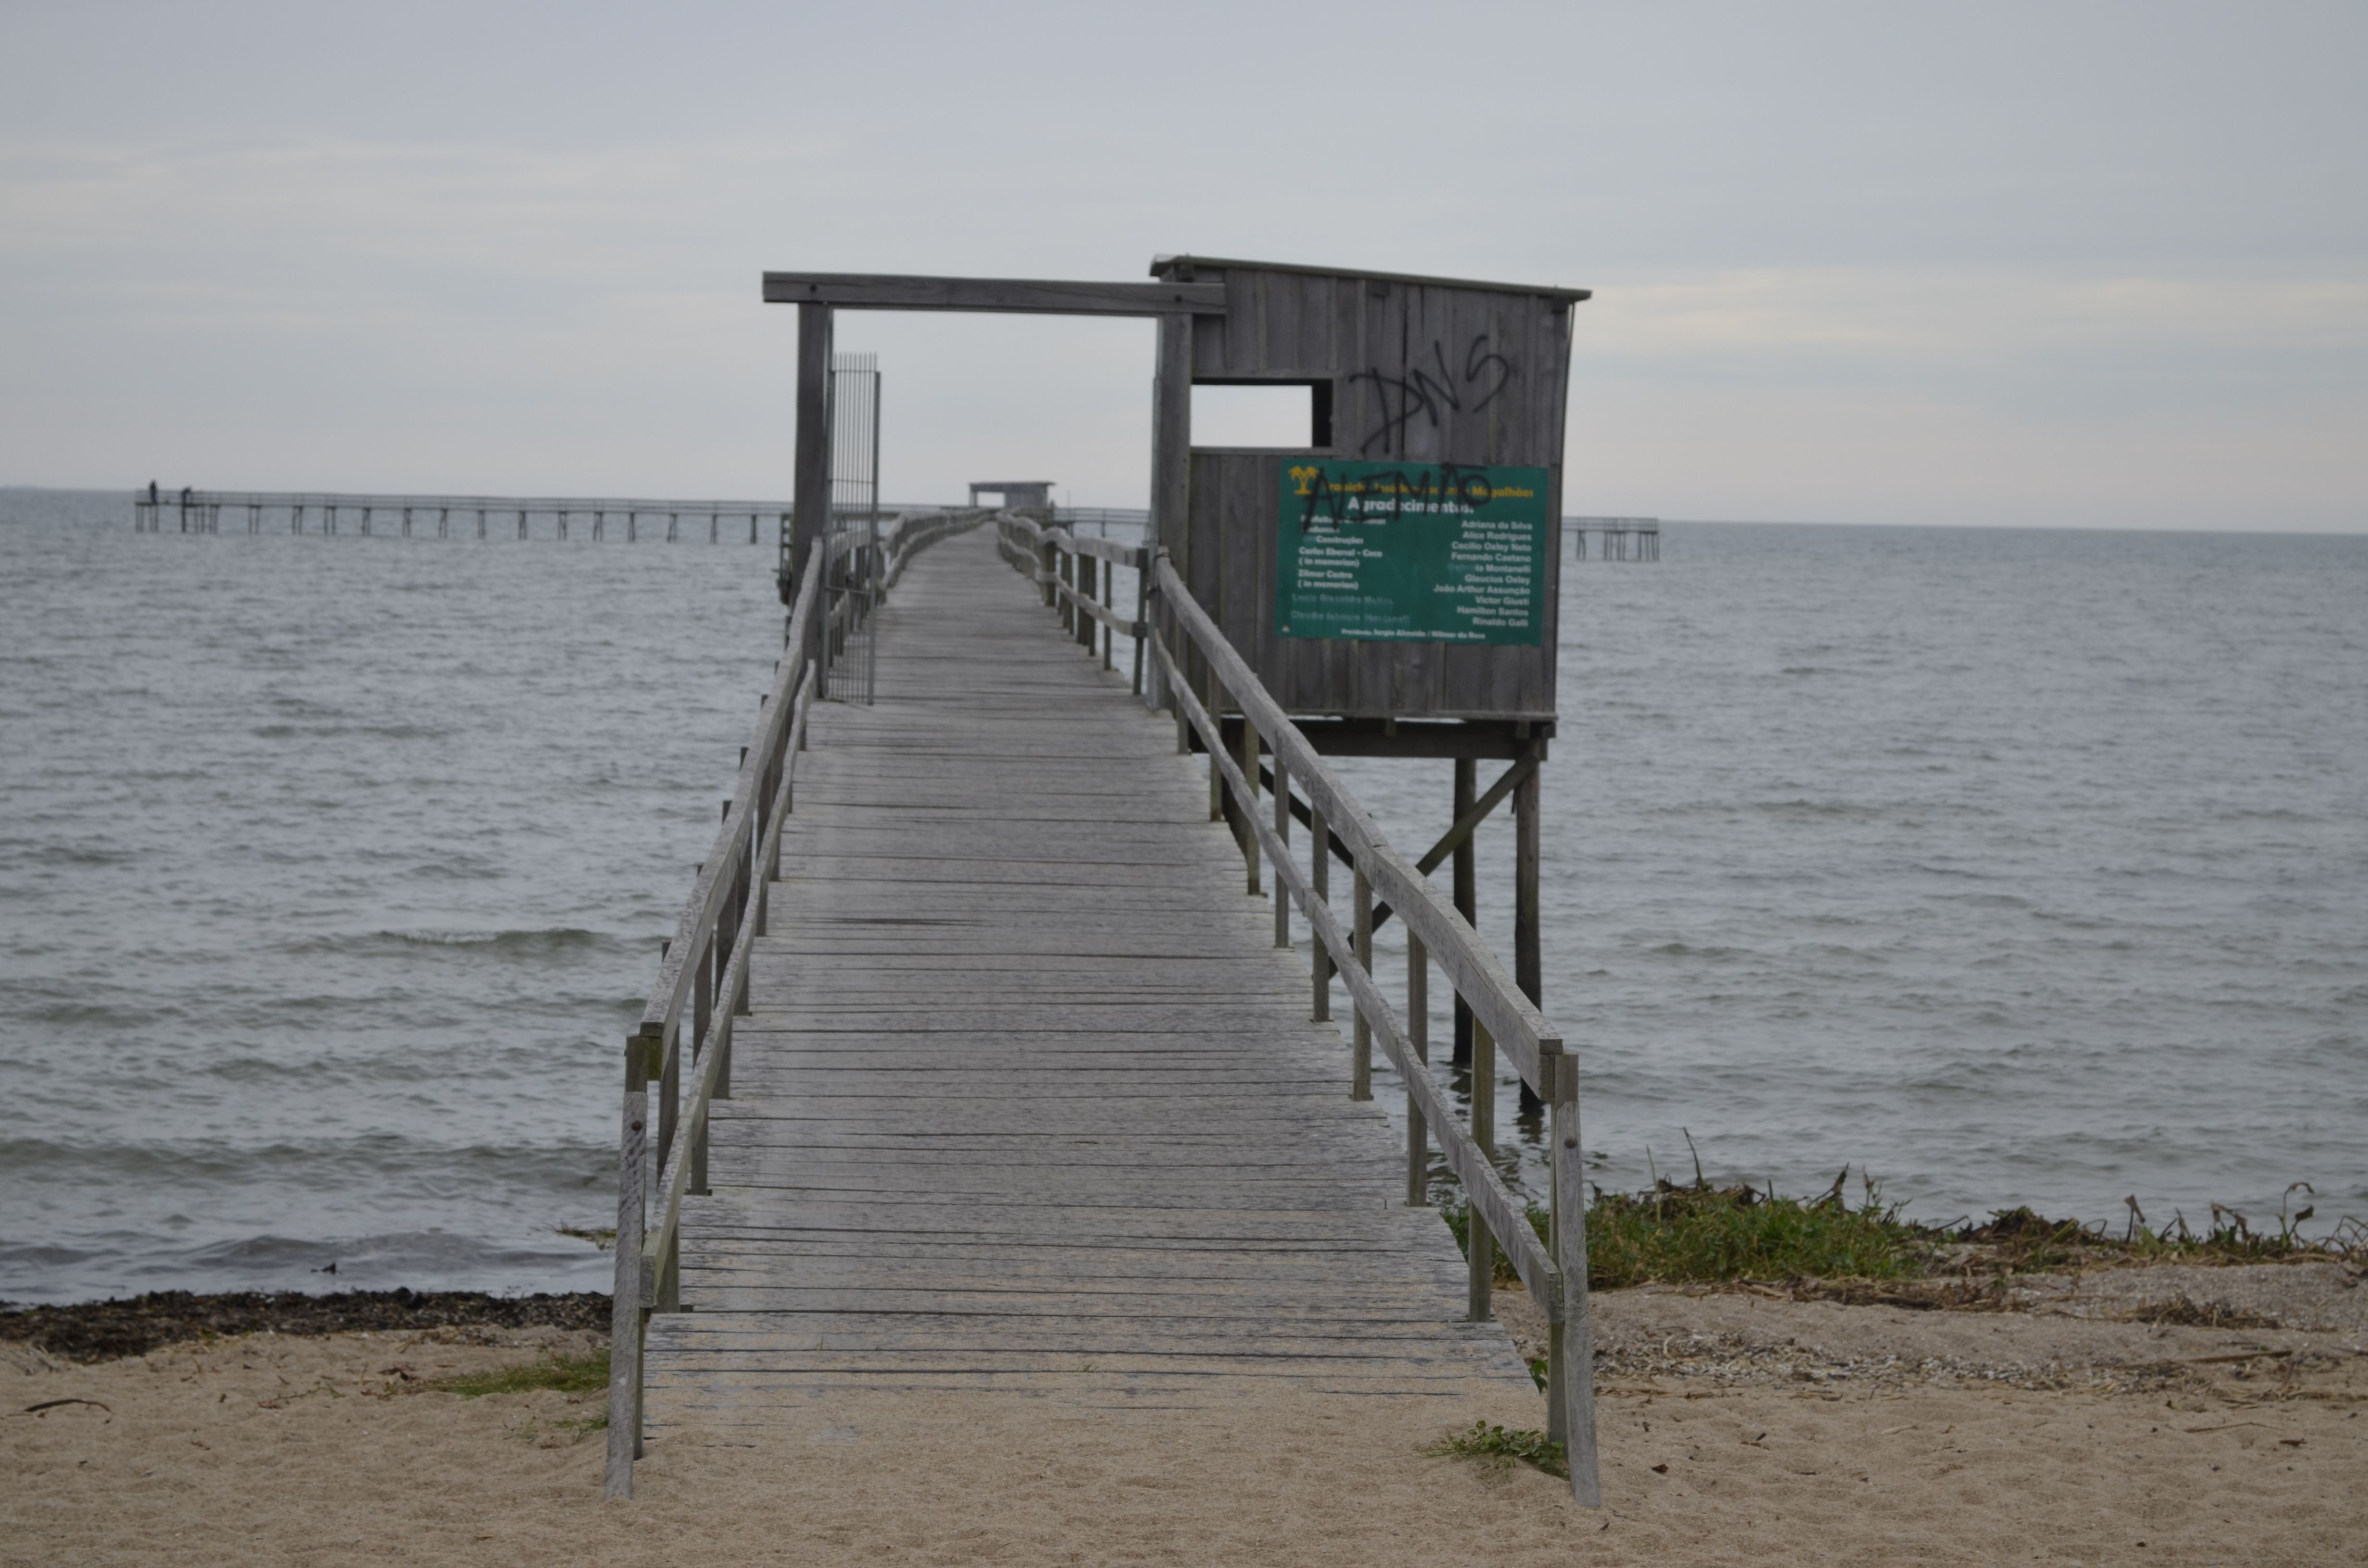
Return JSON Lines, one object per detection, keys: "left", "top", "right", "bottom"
{"left": 1351, "top": 870, "right": 1372, "bottom": 1100}
{"left": 1453, "top": 758, "right": 1478, "bottom": 1066}
{"left": 604, "top": 1028, "right": 652, "bottom": 1497}
{"left": 1552, "top": 1074, "right": 1601, "bottom": 1506}
{"left": 1309, "top": 807, "right": 1330, "bottom": 1022}
{"left": 1406, "top": 935, "right": 1429, "bottom": 1205}
{"left": 1204, "top": 669, "right": 1223, "bottom": 824}
{"left": 1467, "top": 1017, "right": 1496, "bottom": 1320}
{"left": 1271, "top": 758, "right": 1291, "bottom": 949}
{"left": 664, "top": 945, "right": 691, "bottom": 1171}
{"left": 1131, "top": 549, "right": 1147, "bottom": 698}
{"left": 1241, "top": 716, "right": 1261, "bottom": 896}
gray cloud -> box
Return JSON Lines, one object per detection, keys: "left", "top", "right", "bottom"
{"left": 3, "top": 0, "right": 2361, "bottom": 527}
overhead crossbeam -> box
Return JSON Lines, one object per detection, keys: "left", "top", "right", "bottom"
{"left": 762, "top": 272, "right": 1228, "bottom": 317}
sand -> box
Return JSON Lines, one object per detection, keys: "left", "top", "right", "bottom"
{"left": 6, "top": 1265, "right": 2364, "bottom": 1567}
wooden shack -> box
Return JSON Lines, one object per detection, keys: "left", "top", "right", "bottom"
{"left": 969, "top": 480, "right": 1056, "bottom": 511}
{"left": 1149, "top": 255, "right": 1584, "bottom": 742}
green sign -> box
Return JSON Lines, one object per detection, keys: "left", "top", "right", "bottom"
{"left": 1275, "top": 460, "right": 1551, "bottom": 645}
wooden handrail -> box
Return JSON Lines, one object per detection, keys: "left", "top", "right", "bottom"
{"left": 604, "top": 509, "right": 981, "bottom": 1500}
{"left": 1150, "top": 634, "right": 1558, "bottom": 1310}
{"left": 997, "top": 522, "right": 1600, "bottom": 1506}
{"left": 1150, "top": 555, "right": 1564, "bottom": 1095}
{"left": 639, "top": 559, "right": 820, "bottom": 1046}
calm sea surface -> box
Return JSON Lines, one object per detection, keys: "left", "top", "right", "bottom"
{"left": 2, "top": 490, "right": 2362, "bottom": 1304}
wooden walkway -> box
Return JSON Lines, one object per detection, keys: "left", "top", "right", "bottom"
{"left": 642, "top": 526, "right": 1529, "bottom": 1429}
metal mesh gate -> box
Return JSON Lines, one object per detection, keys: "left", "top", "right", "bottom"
{"left": 822, "top": 353, "right": 883, "bottom": 704}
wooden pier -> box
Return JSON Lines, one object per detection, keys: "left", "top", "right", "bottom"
{"left": 641, "top": 524, "right": 1527, "bottom": 1424}
{"left": 607, "top": 257, "right": 1603, "bottom": 1511}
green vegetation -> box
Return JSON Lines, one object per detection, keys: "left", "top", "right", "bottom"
{"left": 430, "top": 1349, "right": 610, "bottom": 1400}
{"left": 1443, "top": 1169, "right": 2363, "bottom": 1293}
{"left": 1422, "top": 1420, "right": 1568, "bottom": 1479}
{"left": 1587, "top": 1174, "right": 1932, "bottom": 1286}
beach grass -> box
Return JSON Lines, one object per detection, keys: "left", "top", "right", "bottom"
{"left": 430, "top": 1349, "right": 610, "bottom": 1400}
{"left": 1443, "top": 1170, "right": 2364, "bottom": 1291}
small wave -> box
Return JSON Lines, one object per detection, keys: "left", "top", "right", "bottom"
{"left": 401, "top": 860, "right": 505, "bottom": 882}
{"left": 1753, "top": 798, "right": 1876, "bottom": 819}
{"left": 285, "top": 927, "right": 620, "bottom": 958}
{"left": 0, "top": 1229, "right": 615, "bottom": 1304}
{"left": 248, "top": 723, "right": 453, "bottom": 742}
{"left": 22, "top": 999, "right": 146, "bottom": 1027}
{"left": 19, "top": 842, "right": 137, "bottom": 868}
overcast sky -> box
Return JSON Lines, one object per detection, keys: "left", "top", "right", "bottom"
{"left": 3, "top": 0, "right": 2362, "bottom": 528}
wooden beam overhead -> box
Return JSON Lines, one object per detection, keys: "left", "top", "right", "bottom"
{"left": 762, "top": 272, "right": 1227, "bottom": 316}
{"left": 1150, "top": 252, "right": 1591, "bottom": 303}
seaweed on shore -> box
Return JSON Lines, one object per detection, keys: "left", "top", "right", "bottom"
{"left": 0, "top": 1287, "right": 609, "bottom": 1364}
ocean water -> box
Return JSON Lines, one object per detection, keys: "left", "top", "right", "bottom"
{"left": 1, "top": 491, "right": 2361, "bottom": 1304}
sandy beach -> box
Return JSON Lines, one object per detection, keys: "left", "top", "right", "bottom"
{"left": 7, "top": 1262, "right": 2361, "bottom": 1567}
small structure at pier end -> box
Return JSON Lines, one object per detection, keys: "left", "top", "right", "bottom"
{"left": 968, "top": 479, "right": 1056, "bottom": 511}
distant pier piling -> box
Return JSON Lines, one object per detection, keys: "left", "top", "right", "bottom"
{"left": 1565, "top": 516, "right": 1661, "bottom": 562}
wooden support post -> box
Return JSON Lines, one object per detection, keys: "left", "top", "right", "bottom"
{"left": 1467, "top": 1017, "right": 1495, "bottom": 1319}
{"left": 1100, "top": 558, "right": 1114, "bottom": 670}
{"left": 1271, "top": 757, "right": 1291, "bottom": 948}
{"left": 1146, "top": 313, "right": 1191, "bottom": 717}
{"left": 1452, "top": 758, "right": 1477, "bottom": 1066}
{"left": 1352, "top": 869, "right": 1372, "bottom": 1100}
{"left": 1240, "top": 715, "right": 1261, "bottom": 895}
{"left": 1515, "top": 753, "right": 1544, "bottom": 1114}
{"left": 1309, "top": 806, "right": 1331, "bottom": 1022}
{"left": 791, "top": 301, "right": 834, "bottom": 668}
{"left": 1406, "top": 935, "right": 1429, "bottom": 1204}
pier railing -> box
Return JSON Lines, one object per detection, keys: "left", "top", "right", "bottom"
{"left": 993, "top": 512, "right": 1601, "bottom": 1506}
{"left": 992, "top": 513, "right": 1151, "bottom": 696}
{"left": 604, "top": 507, "right": 986, "bottom": 1498}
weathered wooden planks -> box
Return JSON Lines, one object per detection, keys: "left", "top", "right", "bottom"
{"left": 642, "top": 526, "right": 1531, "bottom": 1432}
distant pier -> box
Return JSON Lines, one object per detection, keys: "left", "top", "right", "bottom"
{"left": 1566, "top": 515, "right": 1661, "bottom": 561}
{"left": 134, "top": 489, "right": 1658, "bottom": 561}
{"left": 133, "top": 487, "right": 811, "bottom": 543}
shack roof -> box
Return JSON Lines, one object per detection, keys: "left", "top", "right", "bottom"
{"left": 1149, "top": 254, "right": 1591, "bottom": 304}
